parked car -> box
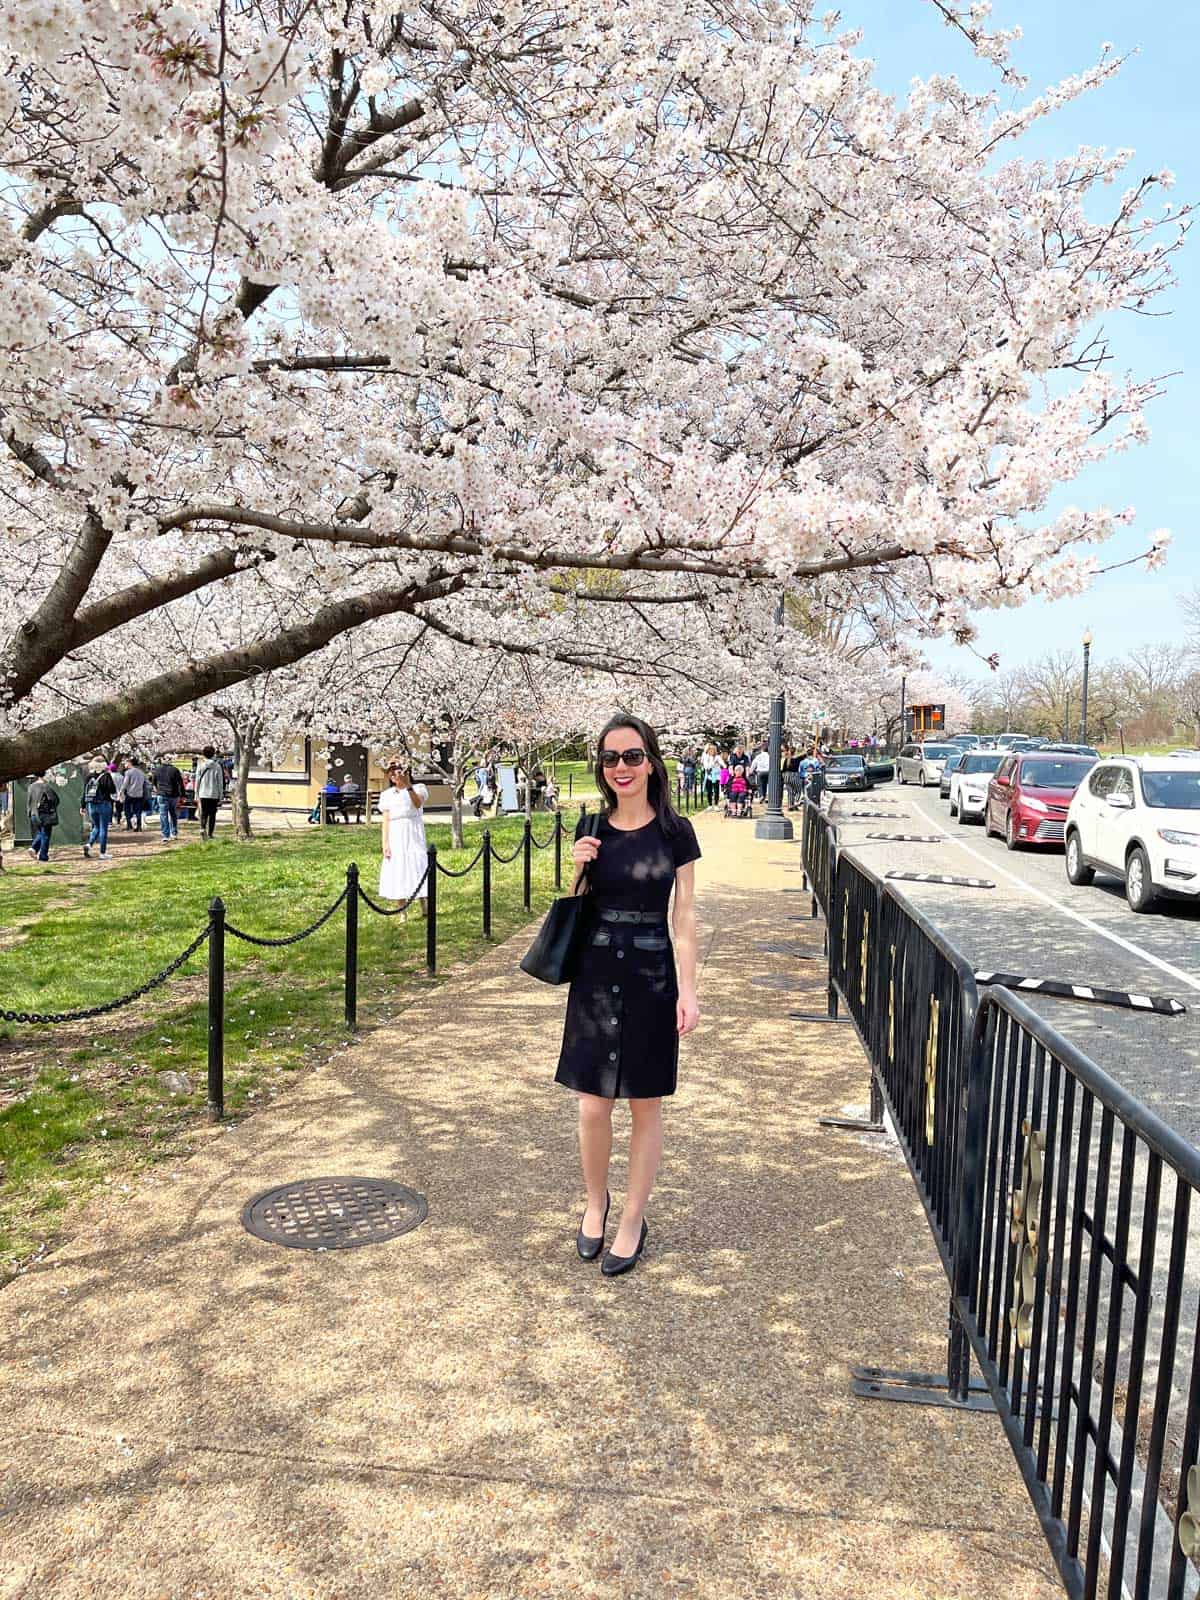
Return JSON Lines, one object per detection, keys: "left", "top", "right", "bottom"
{"left": 896, "top": 742, "right": 957, "bottom": 786}
{"left": 946, "top": 733, "right": 982, "bottom": 750}
{"left": 1065, "top": 757, "right": 1200, "bottom": 912}
{"left": 823, "top": 753, "right": 871, "bottom": 793}
{"left": 1040, "top": 744, "right": 1100, "bottom": 759}
{"left": 994, "top": 732, "right": 1033, "bottom": 752}
{"left": 983, "top": 751, "right": 1097, "bottom": 850}
{"left": 939, "top": 751, "right": 968, "bottom": 799}
{"left": 949, "top": 751, "right": 1005, "bottom": 822}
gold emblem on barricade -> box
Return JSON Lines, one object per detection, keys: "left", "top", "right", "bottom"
{"left": 923, "top": 995, "right": 940, "bottom": 1145}
{"left": 859, "top": 909, "right": 869, "bottom": 1007}
{"left": 887, "top": 945, "right": 896, "bottom": 1063}
{"left": 1008, "top": 1120, "right": 1045, "bottom": 1350}
{"left": 1180, "top": 1463, "right": 1200, "bottom": 1558}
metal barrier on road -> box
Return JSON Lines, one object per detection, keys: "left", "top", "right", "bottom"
{"left": 791, "top": 797, "right": 1200, "bottom": 1598}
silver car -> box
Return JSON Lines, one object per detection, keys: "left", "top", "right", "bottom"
{"left": 896, "top": 742, "right": 957, "bottom": 786}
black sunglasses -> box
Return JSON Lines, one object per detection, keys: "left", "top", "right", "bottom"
{"left": 599, "top": 748, "right": 647, "bottom": 769}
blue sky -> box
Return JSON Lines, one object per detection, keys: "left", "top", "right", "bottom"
{"left": 837, "top": 0, "right": 1198, "bottom": 681}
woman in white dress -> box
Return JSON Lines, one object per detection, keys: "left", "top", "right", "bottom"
{"left": 378, "top": 762, "right": 429, "bottom": 916}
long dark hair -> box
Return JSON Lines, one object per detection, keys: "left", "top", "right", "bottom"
{"left": 594, "top": 713, "right": 682, "bottom": 834}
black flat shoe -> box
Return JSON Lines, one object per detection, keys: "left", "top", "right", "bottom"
{"left": 601, "top": 1219, "right": 648, "bottom": 1277}
{"left": 576, "top": 1191, "right": 610, "bottom": 1260}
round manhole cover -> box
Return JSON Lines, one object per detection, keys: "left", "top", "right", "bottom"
{"left": 241, "top": 1177, "right": 428, "bottom": 1251}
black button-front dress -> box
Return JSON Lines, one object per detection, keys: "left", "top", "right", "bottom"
{"left": 554, "top": 810, "right": 701, "bottom": 1100}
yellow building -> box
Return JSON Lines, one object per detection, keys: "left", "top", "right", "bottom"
{"left": 244, "top": 738, "right": 452, "bottom": 822}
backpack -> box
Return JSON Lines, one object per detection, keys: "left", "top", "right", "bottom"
{"left": 36, "top": 785, "right": 60, "bottom": 822}
{"left": 84, "top": 772, "right": 109, "bottom": 805}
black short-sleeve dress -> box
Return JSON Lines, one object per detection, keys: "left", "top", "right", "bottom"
{"left": 554, "top": 810, "right": 701, "bottom": 1100}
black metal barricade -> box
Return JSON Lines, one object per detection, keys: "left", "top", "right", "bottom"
{"left": 953, "top": 989, "right": 1200, "bottom": 1600}
{"left": 820, "top": 838, "right": 1200, "bottom": 1598}
{"left": 801, "top": 797, "right": 836, "bottom": 922}
{"left": 828, "top": 849, "right": 978, "bottom": 1291}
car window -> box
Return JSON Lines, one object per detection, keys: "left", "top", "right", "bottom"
{"left": 963, "top": 754, "right": 1003, "bottom": 774}
{"left": 1017, "top": 758, "right": 1094, "bottom": 790}
{"left": 995, "top": 757, "right": 1015, "bottom": 782}
{"left": 1109, "top": 768, "right": 1134, "bottom": 801}
{"left": 1141, "top": 770, "right": 1200, "bottom": 809}
{"left": 1088, "top": 766, "right": 1117, "bottom": 799}
{"left": 920, "top": 745, "right": 955, "bottom": 760}
{"left": 827, "top": 755, "right": 864, "bottom": 770}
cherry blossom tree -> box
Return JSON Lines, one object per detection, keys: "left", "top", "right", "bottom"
{"left": 0, "top": 0, "right": 1185, "bottom": 781}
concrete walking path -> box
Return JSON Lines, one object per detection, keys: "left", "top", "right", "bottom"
{"left": 0, "top": 812, "right": 1059, "bottom": 1599}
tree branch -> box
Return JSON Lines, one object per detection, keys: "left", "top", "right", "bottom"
{"left": 0, "top": 572, "right": 465, "bottom": 780}
{"left": 68, "top": 547, "right": 272, "bottom": 653}
{"left": 158, "top": 504, "right": 919, "bottom": 583}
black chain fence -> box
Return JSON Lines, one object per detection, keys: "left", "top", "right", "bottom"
{"left": 225, "top": 886, "right": 349, "bottom": 948}
{"left": 1, "top": 924, "right": 213, "bottom": 1026}
{"left": 4, "top": 810, "right": 569, "bottom": 1121}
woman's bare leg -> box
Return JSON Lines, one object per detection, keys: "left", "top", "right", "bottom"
{"left": 612, "top": 1096, "right": 662, "bottom": 1255}
{"left": 577, "top": 1092, "right": 614, "bottom": 1234}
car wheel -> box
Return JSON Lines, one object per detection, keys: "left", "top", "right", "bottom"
{"left": 983, "top": 806, "right": 994, "bottom": 839}
{"left": 958, "top": 807, "right": 971, "bottom": 827}
{"left": 1005, "top": 812, "right": 1021, "bottom": 851}
{"left": 1065, "top": 831, "right": 1094, "bottom": 886}
{"left": 1125, "top": 847, "right": 1158, "bottom": 914}
{"left": 918, "top": 770, "right": 926, "bottom": 788}
{"left": 897, "top": 768, "right": 905, "bottom": 785}
{"left": 948, "top": 797, "right": 957, "bottom": 817}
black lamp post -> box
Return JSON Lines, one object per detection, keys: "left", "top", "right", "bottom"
{"left": 1079, "top": 630, "right": 1093, "bottom": 745}
{"left": 755, "top": 593, "right": 793, "bottom": 841}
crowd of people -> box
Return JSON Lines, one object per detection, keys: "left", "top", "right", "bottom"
{"left": 675, "top": 740, "right": 834, "bottom": 817}
{"left": 23, "top": 747, "right": 232, "bottom": 863}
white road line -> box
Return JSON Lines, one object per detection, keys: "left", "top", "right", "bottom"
{"left": 897, "top": 791, "right": 1200, "bottom": 997}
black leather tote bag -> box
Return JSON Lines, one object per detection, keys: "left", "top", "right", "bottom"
{"left": 519, "top": 812, "right": 601, "bottom": 985}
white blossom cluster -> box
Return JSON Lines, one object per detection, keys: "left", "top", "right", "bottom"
{"left": 0, "top": 0, "right": 1185, "bottom": 777}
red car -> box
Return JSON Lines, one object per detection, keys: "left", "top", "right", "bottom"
{"left": 984, "top": 752, "right": 1097, "bottom": 850}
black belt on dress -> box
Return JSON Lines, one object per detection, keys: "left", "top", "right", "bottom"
{"left": 596, "top": 908, "right": 667, "bottom": 924}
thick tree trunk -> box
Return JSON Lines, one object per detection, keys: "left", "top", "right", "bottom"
{"left": 233, "top": 733, "right": 255, "bottom": 840}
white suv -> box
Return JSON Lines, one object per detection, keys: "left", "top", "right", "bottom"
{"left": 1064, "top": 758, "right": 1200, "bottom": 912}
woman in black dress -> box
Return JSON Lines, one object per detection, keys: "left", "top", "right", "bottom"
{"left": 556, "top": 715, "right": 701, "bottom": 1277}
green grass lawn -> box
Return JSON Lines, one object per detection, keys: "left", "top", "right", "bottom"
{"left": 0, "top": 812, "right": 565, "bottom": 1278}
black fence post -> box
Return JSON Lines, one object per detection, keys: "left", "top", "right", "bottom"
{"left": 554, "top": 811, "right": 562, "bottom": 891}
{"left": 426, "top": 844, "right": 437, "bottom": 975}
{"left": 522, "top": 818, "right": 532, "bottom": 911}
{"left": 207, "top": 896, "right": 225, "bottom": 1121}
{"left": 482, "top": 829, "right": 492, "bottom": 938}
{"left": 344, "top": 863, "right": 359, "bottom": 1030}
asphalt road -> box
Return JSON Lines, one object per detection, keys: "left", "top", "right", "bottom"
{"left": 830, "top": 779, "right": 1200, "bottom": 1149}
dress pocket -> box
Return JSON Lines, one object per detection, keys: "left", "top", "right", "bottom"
{"left": 632, "top": 933, "right": 669, "bottom": 952}
{"left": 590, "top": 927, "right": 612, "bottom": 947}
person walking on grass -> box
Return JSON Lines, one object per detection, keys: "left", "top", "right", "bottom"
{"left": 81, "top": 758, "right": 117, "bottom": 860}
{"left": 27, "top": 771, "right": 59, "bottom": 862}
{"left": 558, "top": 714, "right": 701, "bottom": 1279}
{"left": 194, "top": 746, "right": 225, "bottom": 839}
{"left": 152, "top": 755, "right": 184, "bottom": 840}
{"left": 379, "top": 760, "right": 429, "bottom": 919}
{"left": 121, "top": 758, "right": 148, "bottom": 830}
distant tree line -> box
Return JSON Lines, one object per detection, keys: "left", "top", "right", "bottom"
{"left": 966, "top": 588, "right": 1200, "bottom": 747}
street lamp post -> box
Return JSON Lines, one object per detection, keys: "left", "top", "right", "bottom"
{"left": 756, "top": 594, "right": 793, "bottom": 842}
{"left": 1079, "top": 630, "right": 1093, "bottom": 745}
{"left": 755, "top": 691, "right": 793, "bottom": 841}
